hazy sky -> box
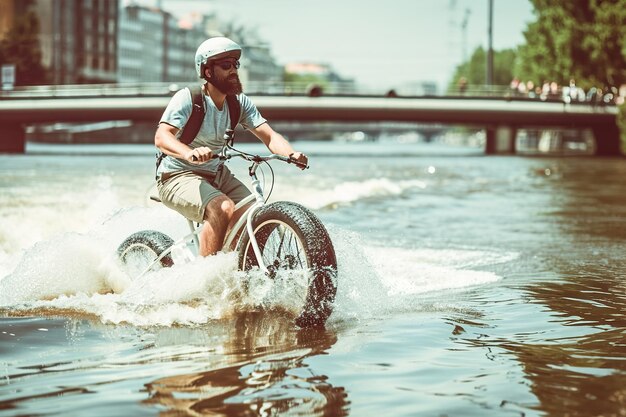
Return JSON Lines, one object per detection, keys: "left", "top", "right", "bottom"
{"left": 134, "top": 0, "right": 535, "bottom": 91}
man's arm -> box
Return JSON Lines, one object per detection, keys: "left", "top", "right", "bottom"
{"left": 155, "top": 123, "right": 212, "bottom": 163}
{"left": 251, "top": 122, "right": 308, "bottom": 167}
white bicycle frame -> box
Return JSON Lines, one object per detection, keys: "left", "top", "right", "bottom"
{"left": 138, "top": 150, "right": 300, "bottom": 279}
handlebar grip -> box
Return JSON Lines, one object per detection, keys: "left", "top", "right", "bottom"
{"left": 190, "top": 153, "right": 219, "bottom": 162}
{"left": 289, "top": 158, "right": 309, "bottom": 169}
{"left": 287, "top": 153, "right": 309, "bottom": 169}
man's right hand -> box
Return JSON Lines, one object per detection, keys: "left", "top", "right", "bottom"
{"left": 185, "top": 147, "right": 212, "bottom": 163}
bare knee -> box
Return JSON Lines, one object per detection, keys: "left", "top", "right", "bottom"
{"left": 204, "top": 195, "right": 235, "bottom": 224}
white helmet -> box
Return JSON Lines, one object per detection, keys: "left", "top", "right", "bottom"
{"left": 195, "top": 37, "right": 242, "bottom": 79}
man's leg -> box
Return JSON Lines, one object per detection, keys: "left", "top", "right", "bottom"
{"left": 221, "top": 202, "right": 254, "bottom": 251}
{"left": 199, "top": 195, "right": 235, "bottom": 256}
{"left": 158, "top": 170, "right": 243, "bottom": 256}
{"left": 211, "top": 165, "right": 253, "bottom": 252}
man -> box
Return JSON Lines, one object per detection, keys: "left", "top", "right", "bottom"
{"left": 155, "top": 37, "right": 308, "bottom": 257}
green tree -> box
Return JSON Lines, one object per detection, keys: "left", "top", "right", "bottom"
{"left": 448, "top": 46, "right": 517, "bottom": 93}
{"left": 0, "top": 10, "right": 47, "bottom": 86}
{"left": 514, "top": 0, "right": 626, "bottom": 90}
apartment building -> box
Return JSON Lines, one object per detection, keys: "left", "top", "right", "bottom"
{"left": 0, "top": 0, "right": 118, "bottom": 84}
{"left": 118, "top": 4, "right": 206, "bottom": 83}
{"left": 1, "top": 0, "right": 283, "bottom": 87}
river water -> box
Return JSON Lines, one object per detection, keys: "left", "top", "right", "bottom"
{"left": 0, "top": 139, "right": 625, "bottom": 417}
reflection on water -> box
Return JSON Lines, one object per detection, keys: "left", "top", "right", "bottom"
{"left": 449, "top": 266, "right": 626, "bottom": 417}
{"left": 144, "top": 313, "right": 348, "bottom": 416}
{"left": 517, "top": 268, "right": 626, "bottom": 417}
{"left": 547, "top": 158, "right": 626, "bottom": 243}
{"left": 0, "top": 312, "right": 347, "bottom": 417}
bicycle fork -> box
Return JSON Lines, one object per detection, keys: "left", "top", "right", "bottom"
{"left": 243, "top": 170, "right": 268, "bottom": 273}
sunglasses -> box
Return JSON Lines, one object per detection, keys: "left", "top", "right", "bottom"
{"left": 214, "top": 60, "right": 240, "bottom": 71}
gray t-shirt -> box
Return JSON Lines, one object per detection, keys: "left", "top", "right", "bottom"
{"left": 157, "top": 87, "right": 266, "bottom": 176}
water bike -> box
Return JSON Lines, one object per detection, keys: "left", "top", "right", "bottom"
{"left": 116, "top": 140, "right": 337, "bottom": 327}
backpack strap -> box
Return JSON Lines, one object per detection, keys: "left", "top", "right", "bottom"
{"left": 180, "top": 87, "right": 240, "bottom": 144}
{"left": 156, "top": 87, "right": 241, "bottom": 178}
{"left": 226, "top": 94, "right": 241, "bottom": 131}
{"left": 156, "top": 86, "right": 204, "bottom": 178}
{"left": 179, "top": 85, "right": 206, "bottom": 145}
{"left": 224, "top": 94, "right": 241, "bottom": 144}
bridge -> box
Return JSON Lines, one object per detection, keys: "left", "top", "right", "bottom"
{"left": 0, "top": 85, "right": 620, "bottom": 155}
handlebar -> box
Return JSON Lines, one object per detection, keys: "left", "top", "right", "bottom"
{"left": 191, "top": 146, "right": 309, "bottom": 169}
{"left": 224, "top": 151, "right": 309, "bottom": 170}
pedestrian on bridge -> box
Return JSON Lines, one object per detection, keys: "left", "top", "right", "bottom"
{"left": 154, "top": 37, "right": 308, "bottom": 257}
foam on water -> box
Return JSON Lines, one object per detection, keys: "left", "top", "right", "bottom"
{"left": 0, "top": 174, "right": 145, "bottom": 277}
{"left": 0, "top": 203, "right": 516, "bottom": 327}
{"left": 287, "top": 177, "right": 428, "bottom": 210}
{"left": 328, "top": 227, "right": 517, "bottom": 322}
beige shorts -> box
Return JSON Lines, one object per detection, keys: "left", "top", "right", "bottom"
{"left": 157, "top": 166, "right": 251, "bottom": 223}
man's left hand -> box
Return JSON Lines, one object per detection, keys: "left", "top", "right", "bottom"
{"left": 289, "top": 152, "right": 308, "bottom": 169}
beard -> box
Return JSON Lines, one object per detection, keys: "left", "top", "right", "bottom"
{"left": 209, "top": 71, "right": 243, "bottom": 95}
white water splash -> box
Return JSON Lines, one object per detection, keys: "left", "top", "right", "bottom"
{"left": 0, "top": 206, "right": 516, "bottom": 327}
{"left": 286, "top": 177, "right": 428, "bottom": 210}
{"left": 327, "top": 226, "right": 516, "bottom": 323}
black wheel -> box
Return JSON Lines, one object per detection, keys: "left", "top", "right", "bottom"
{"left": 117, "top": 230, "right": 174, "bottom": 278}
{"left": 238, "top": 202, "right": 337, "bottom": 328}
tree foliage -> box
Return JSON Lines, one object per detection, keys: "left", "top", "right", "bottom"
{"left": 283, "top": 72, "right": 328, "bottom": 87}
{"left": 0, "top": 10, "right": 47, "bottom": 86}
{"left": 514, "top": 0, "right": 626, "bottom": 89}
{"left": 448, "top": 46, "right": 517, "bottom": 92}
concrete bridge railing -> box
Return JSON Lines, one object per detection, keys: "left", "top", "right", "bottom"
{"left": 0, "top": 86, "right": 621, "bottom": 156}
